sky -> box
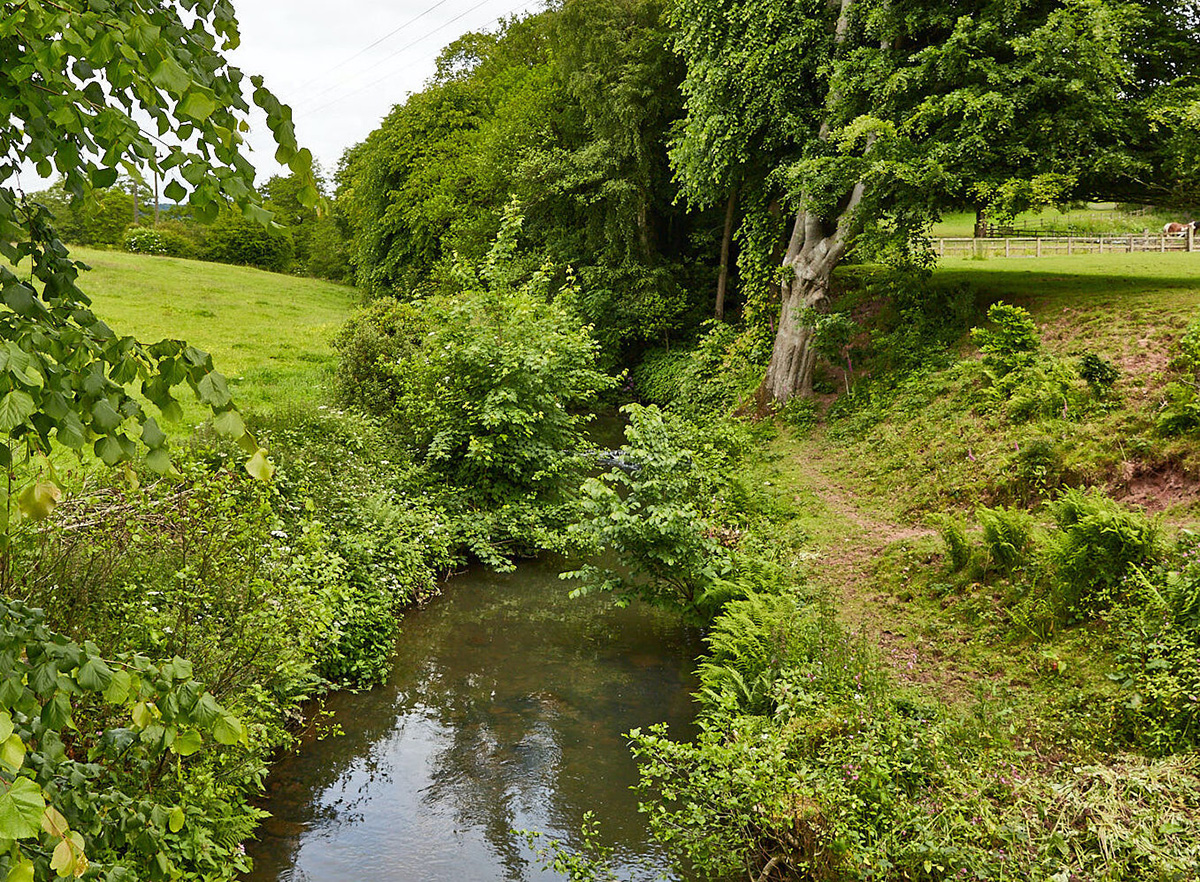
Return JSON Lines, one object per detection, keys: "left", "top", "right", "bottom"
{"left": 19, "top": 0, "right": 546, "bottom": 192}
{"left": 228, "top": 0, "right": 548, "bottom": 184}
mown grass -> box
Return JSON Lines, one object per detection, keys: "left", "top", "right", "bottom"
{"left": 931, "top": 203, "right": 1180, "bottom": 237}
{"left": 762, "top": 251, "right": 1200, "bottom": 749}
{"left": 69, "top": 247, "right": 356, "bottom": 424}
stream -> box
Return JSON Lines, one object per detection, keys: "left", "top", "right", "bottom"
{"left": 243, "top": 554, "right": 702, "bottom": 882}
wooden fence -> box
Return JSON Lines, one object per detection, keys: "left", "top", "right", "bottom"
{"left": 937, "top": 230, "right": 1195, "bottom": 260}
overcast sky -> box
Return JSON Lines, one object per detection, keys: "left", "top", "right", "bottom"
{"left": 18, "top": 0, "right": 546, "bottom": 193}
{"left": 229, "top": 0, "right": 548, "bottom": 184}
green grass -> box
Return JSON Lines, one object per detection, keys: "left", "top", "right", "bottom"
{"left": 67, "top": 247, "right": 356, "bottom": 426}
{"left": 931, "top": 203, "right": 1179, "bottom": 238}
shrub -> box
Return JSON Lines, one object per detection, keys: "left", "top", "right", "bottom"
{"left": 123, "top": 225, "right": 195, "bottom": 257}
{"left": 1046, "top": 488, "right": 1160, "bottom": 617}
{"left": 333, "top": 204, "right": 614, "bottom": 552}
{"left": 976, "top": 505, "right": 1035, "bottom": 574}
{"left": 204, "top": 211, "right": 295, "bottom": 272}
{"left": 332, "top": 298, "right": 428, "bottom": 418}
{"left": 1078, "top": 351, "right": 1120, "bottom": 395}
{"left": 970, "top": 301, "right": 1039, "bottom": 375}
{"left": 631, "top": 347, "right": 691, "bottom": 405}
{"left": 564, "top": 404, "right": 746, "bottom": 622}
{"left": 1004, "top": 437, "right": 1064, "bottom": 502}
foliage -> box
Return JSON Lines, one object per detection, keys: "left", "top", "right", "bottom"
{"left": 1079, "top": 351, "right": 1120, "bottom": 396}
{"left": 0, "top": 598, "right": 250, "bottom": 880}
{"left": 27, "top": 182, "right": 135, "bottom": 248}
{"left": 565, "top": 404, "right": 754, "bottom": 622}
{"left": 336, "top": 204, "right": 613, "bottom": 515}
{"left": 937, "top": 516, "right": 972, "bottom": 573}
{"left": 666, "top": 0, "right": 1200, "bottom": 400}
{"left": 0, "top": 2, "right": 317, "bottom": 874}
{"left": 976, "top": 504, "right": 1036, "bottom": 575}
{"left": 1157, "top": 317, "right": 1200, "bottom": 435}
{"left": 519, "top": 813, "right": 618, "bottom": 882}
{"left": 203, "top": 209, "right": 295, "bottom": 273}
{"left": 337, "top": 0, "right": 718, "bottom": 363}
{"left": 1045, "top": 488, "right": 1161, "bottom": 621}
{"left": 971, "top": 302, "right": 1041, "bottom": 376}
{"left": 1109, "top": 534, "right": 1200, "bottom": 754}
{"left": 123, "top": 226, "right": 195, "bottom": 258}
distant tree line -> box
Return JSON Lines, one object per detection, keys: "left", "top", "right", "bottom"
{"left": 29, "top": 171, "right": 350, "bottom": 280}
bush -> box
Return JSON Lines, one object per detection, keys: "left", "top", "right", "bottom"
{"left": 123, "top": 225, "right": 195, "bottom": 257}
{"left": 1079, "top": 351, "right": 1120, "bottom": 395}
{"left": 203, "top": 211, "right": 295, "bottom": 272}
{"left": 333, "top": 204, "right": 614, "bottom": 555}
{"left": 971, "top": 301, "right": 1040, "bottom": 375}
{"left": 565, "top": 404, "right": 749, "bottom": 622}
{"left": 1046, "top": 488, "right": 1160, "bottom": 618}
{"left": 976, "top": 505, "right": 1035, "bottom": 574}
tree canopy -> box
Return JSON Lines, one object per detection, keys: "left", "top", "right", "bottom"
{"left": 667, "top": 0, "right": 1200, "bottom": 403}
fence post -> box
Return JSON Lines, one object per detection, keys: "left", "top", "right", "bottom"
{"left": 1189, "top": 226, "right": 1195, "bottom": 253}
{"left": 939, "top": 238, "right": 944, "bottom": 259}
{"left": 1068, "top": 236, "right": 1073, "bottom": 255}
{"left": 1005, "top": 238, "right": 1010, "bottom": 258}
{"left": 1161, "top": 235, "right": 1166, "bottom": 253}
{"left": 1036, "top": 238, "right": 1042, "bottom": 258}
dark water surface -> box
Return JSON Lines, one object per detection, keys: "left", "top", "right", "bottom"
{"left": 244, "top": 556, "right": 701, "bottom": 882}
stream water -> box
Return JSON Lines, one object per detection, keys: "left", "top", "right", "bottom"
{"left": 243, "top": 555, "right": 702, "bottom": 882}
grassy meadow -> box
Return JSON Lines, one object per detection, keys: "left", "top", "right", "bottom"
{"left": 931, "top": 203, "right": 1180, "bottom": 237}
{"left": 72, "top": 248, "right": 356, "bottom": 419}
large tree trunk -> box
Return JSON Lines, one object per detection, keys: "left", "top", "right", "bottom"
{"left": 757, "top": 181, "right": 865, "bottom": 408}
{"left": 715, "top": 188, "right": 737, "bottom": 320}
{"left": 755, "top": 0, "right": 868, "bottom": 409}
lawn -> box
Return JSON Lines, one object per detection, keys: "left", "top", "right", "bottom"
{"left": 66, "top": 248, "right": 356, "bottom": 424}
{"left": 931, "top": 203, "right": 1179, "bottom": 238}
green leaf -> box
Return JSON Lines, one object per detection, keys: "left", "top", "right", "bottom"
{"left": 91, "top": 166, "right": 119, "bottom": 188}
{"left": 149, "top": 57, "right": 191, "bottom": 94}
{"left": 177, "top": 89, "right": 217, "bottom": 121}
{"left": 0, "top": 777, "right": 46, "bottom": 839}
{"left": 0, "top": 391, "right": 34, "bottom": 433}
{"left": 144, "top": 448, "right": 172, "bottom": 474}
{"left": 0, "top": 734, "right": 25, "bottom": 771}
{"left": 168, "top": 805, "right": 185, "bottom": 833}
{"left": 212, "top": 409, "right": 245, "bottom": 439}
{"left": 0, "top": 712, "right": 11, "bottom": 742}
{"left": 76, "top": 657, "right": 113, "bottom": 692}
{"left": 5, "top": 857, "right": 33, "bottom": 882}
{"left": 91, "top": 399, "right": 122, "bottom": 433}
{"left": 103, "top": 669, "right": 131, "bottom": 704}
{"left": 94, "top": 435, "right": 124, "bottom": 466}
{"left": 212, "top": 713, "right": 244, "bottom": 746}
{"left": 171, "top": 729, "right": 203, "bottom": 757}
{"left": 196, "top": 372, "right": 231, "bottom": 408}
{"left": 245, "top": 448, "right": 275, "bottom": 482}
{"left": 141, "top": 417, "right": 166, "bottom": 449}
{"left": 131, "top": 701, "right": 154, "bottom": 730}
{"left": 17, "top": 482, "right": 61, "bottom": 521}
{"left": 163, "top": 180, "right": 187, "bottom": 203}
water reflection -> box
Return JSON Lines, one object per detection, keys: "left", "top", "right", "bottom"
{"left": 244, "top": 556, "right": 700, "bottom": 882}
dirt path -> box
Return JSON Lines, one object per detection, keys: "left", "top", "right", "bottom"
{"left": 785, "top": 445, "right": 978, "bottom": 704}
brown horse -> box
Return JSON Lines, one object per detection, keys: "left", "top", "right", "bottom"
{"left": 1163, "top": 220, "right": 1199, "bottom": 236}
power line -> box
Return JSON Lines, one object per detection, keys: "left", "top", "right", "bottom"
{"left": 292, "top": 0, "right": 458, "bottom": 92}
{"left": 294, "top": 0, "right": 503, "bottom": 111}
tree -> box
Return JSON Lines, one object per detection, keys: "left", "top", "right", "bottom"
{"left": 1, "top": 0, "right": 316, "bottom": 484}
{"left": 0, "top": 1, "right": 313, "bottom": 876}
{"left": 668, "top": 0, "right": 1200, "bottom": 404}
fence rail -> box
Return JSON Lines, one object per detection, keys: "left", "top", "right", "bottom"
{"left": 937, "top": 233, "right": 1195, "bottom": 260}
